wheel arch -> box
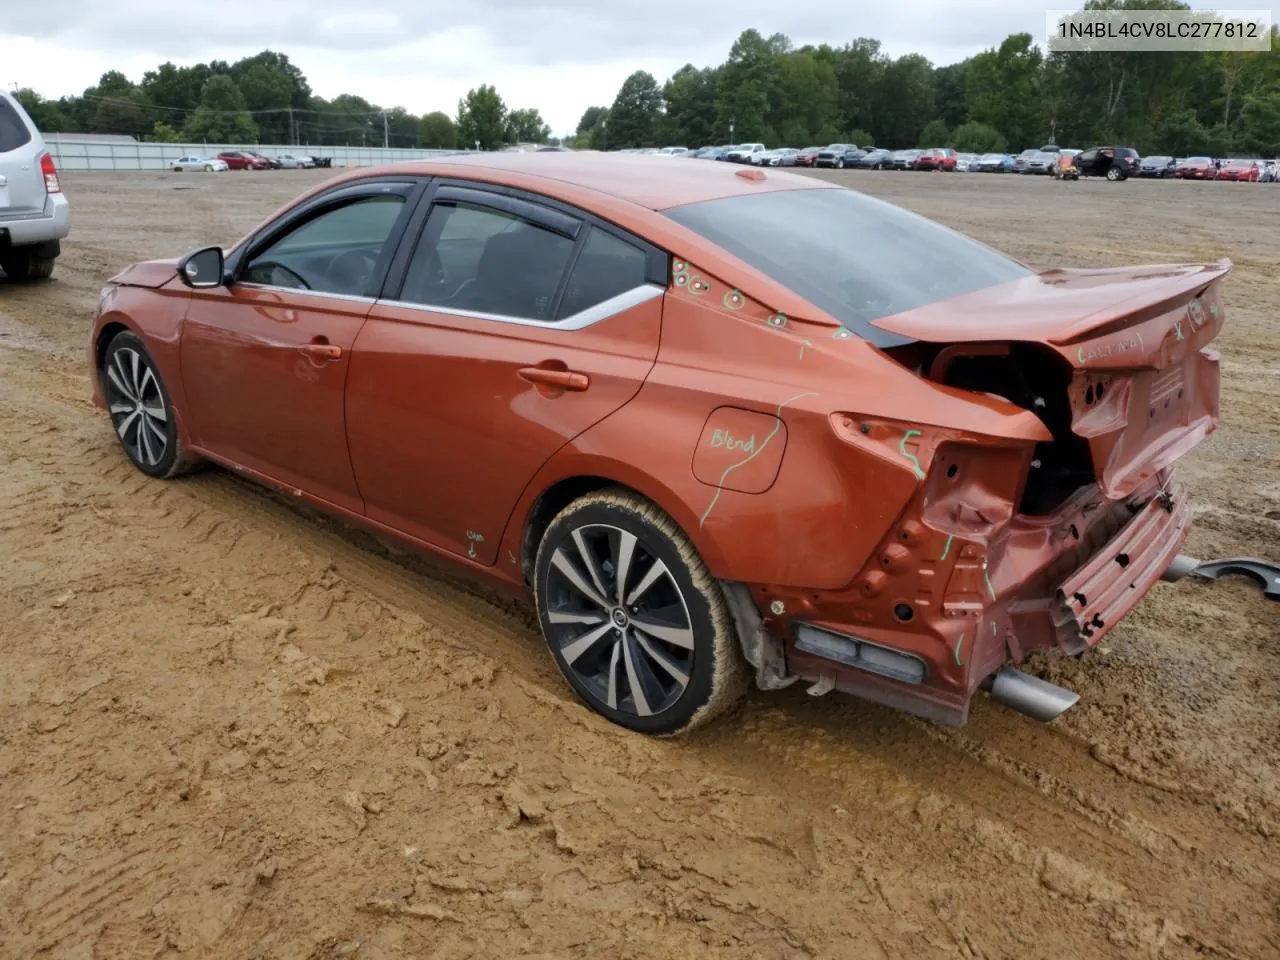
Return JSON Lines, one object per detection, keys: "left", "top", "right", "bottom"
{"left": 507, "top": 456, "right": 731, "bottom": 589}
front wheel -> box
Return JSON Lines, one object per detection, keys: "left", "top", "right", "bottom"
{"left": 101, "top": 331, "right": 201, "bottom": 479}
{"left": 534, "top": 489, "right": 746, "bottom": 735}
{"left": 836, "top": 158, "right": 844, "bottom": 169}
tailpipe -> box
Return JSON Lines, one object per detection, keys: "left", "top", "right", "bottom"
{"left": 1161, "top": 554, "right": 1201, "bottom": 582}
{"left": 984, "top": 666, "right": 1079, "bottom": 722}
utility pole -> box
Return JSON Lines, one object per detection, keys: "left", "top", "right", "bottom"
{"left": 382, "top": 111, "right": 389, "bottom": 149}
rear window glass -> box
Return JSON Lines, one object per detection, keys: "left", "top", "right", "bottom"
{"left": 0, "top": 98, "right": 34, "bottom": 153}
{"left": 663, "top": 188, "right": 1032, "bottom": 347}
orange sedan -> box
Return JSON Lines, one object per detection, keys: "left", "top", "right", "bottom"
{"left": 89, "top": 154, "right": 1230, "bottom": 734}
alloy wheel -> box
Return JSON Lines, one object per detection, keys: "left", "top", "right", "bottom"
{"left": 544, "top": 523, "right": 695, "bottom": 718}
{"left": 104, "top": 346, "right": 169, "bottom": 468}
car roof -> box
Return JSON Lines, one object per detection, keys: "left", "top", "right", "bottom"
{"left": 345, "top": 152, "right": 840, "bottom": 211}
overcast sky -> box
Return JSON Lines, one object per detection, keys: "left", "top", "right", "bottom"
{"left": 4, "top": 1, "right": 1277, "bottom": 137}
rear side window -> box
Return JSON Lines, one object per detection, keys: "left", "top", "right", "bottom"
{"left": 400, "top": 202, "right": 576, "bottom": 321}
{"left": 556, "top": 227, "right": 648, "bottom": 319}
{"left": 0, "top": 97, "right": 34, "bottom": 153}
{"left": 664, "top": 187, "right": 1032, "bottom": 347}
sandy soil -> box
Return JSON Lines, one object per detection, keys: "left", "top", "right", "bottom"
{"left": 2, "top": 168, "right": 1278, "bottom": 960}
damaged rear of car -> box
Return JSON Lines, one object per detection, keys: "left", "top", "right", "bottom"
{"left": 665, "top": 186, "right": 1228, "bottom": 726}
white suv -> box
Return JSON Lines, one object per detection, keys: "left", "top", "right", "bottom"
{"left": 0, "top": 89, "right": 70, "bottom": 281}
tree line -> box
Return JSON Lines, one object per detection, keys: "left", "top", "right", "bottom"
{"left": 11, "top": 0, "right": 1280, "bottom": 157}
{"left": 580, "top": 0, "right": 1279, "bottom": 157}
{"left": 12, "top": 52, "right": 552, "bottom": 150}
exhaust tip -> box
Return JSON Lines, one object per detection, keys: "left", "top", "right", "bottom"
{"left": 986, "top": 666, "right": 1079, "bottom": 722}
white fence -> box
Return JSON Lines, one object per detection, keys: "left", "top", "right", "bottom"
{"left": 44, "top": 137, "right": 472, "bottom": 172}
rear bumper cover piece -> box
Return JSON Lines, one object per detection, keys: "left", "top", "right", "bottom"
{"left": 1053, "top": 479, "right": 1190, "bottom": 653}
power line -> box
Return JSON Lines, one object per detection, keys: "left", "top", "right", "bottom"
{"left": 77, "top": 92, "right": 402, "bottom": 120}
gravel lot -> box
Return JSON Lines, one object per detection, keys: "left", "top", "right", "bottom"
{"left": 2, "top": 167, "right": 1278, "bottom": 959}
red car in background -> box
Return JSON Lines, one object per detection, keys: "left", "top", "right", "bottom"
{"left": 217, "top": 151, "right": 271, "bottom": 171}
{"left": 1175, "top": 157, "right": 1218, "bottom": 180}
{"left": 1217, "top": 159, "right": 1260, "bottom": 182}
{"left": 793, "top": 146, "right": 822, "bottom": 168}
{"left": 914, "top": 148, "right": 956, "bottom": 171}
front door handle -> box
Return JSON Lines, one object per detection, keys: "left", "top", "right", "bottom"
{"left": 518, "top": 366, "right": 589, "bottom": 391}
{"left": 302, "top": 341, "right": 342, "bottom": 360}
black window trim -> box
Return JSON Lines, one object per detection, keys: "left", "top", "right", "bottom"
{"left": 225, "top": 177, "right": 427, "bottom": 301}
{"left": 373, "top": 177, "right": 668, "bottom": 331}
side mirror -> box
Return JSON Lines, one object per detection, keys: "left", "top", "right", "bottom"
{"left": 177, "top": 246, "right": 225, "bottom": 288}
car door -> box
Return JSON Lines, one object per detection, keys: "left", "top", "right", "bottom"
{"left": 179, "top": 177, "right": 424, "bottom": 513}
{"left": 346, "top": 182, "right": 667, "bottom": 564}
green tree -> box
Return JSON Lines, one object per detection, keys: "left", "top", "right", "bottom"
{"left": 662, "top": 66, "right": 719, "bottom": 146}
{"left": 13, "top": 90, "right": 66, "bottom": 132}
{"left": 715, "top": 30, "right": 782, "bottom": 143}
{"left": 420, "top": 111, "right": 457, "bottom": 148}
{"left": 874, "top": 54, "right": 935, "bottom": 148}
{"left": 506, "top": 107, "right": 551, "bottom": 144}
{"left": 952, "top": 121, "right": 1007, "bottom": 152}
{"left": 150, "top": 120, "right": 183, "bottom": 142}
{"left": 918, "top": 118, "right": 951, "bottom": 147}
{"left": 608, "top": 71, "right": 663, "bottom": 148}
{"left": 183, "top": 75, "right": 258, "bottom": 144}
{"left": 966, "top": 33, "right": 1045, "bottom": 151}
{"left": 456, "top": 84, "right": 507, "bottom": 150}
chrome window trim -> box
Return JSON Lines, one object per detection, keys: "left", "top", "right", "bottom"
{"left": 377, "top": 282, "right": 664, "bottom": 331}
{"left": 232, "top": 282, "right": 379, "bottom": 306}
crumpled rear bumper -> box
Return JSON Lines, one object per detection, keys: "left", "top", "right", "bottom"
{"left": 1053, "top": 479, "right": 1190, "bottom": 653}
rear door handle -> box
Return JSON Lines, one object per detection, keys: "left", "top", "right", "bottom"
{"left": 302, "top": 342, "right": 343, "bottom": 360}
{"left": 518, "top": 366, "right": 589, "bottom": 391}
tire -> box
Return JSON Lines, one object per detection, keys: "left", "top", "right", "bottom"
{"left": 533, "top": 488, "right": 746, "bottom": 736}
{"left": 101, "top": 331, "right": 202, "bottom": 479}
{"left": 0, "top": 250, "right": 56, "bottom": 281}
{"left": 835, "top": 158, "right": 844, "bottom": 169}
{"left": 1106, "top": 165, "right": 1123, "bottom": 181}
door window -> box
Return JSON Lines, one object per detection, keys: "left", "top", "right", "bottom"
{"left": 0, "top": 98, "right": 33, "bottom": 153}
{"left": 555, "top": 226, "right": 649, "bottom": 319}
{"left": 399, "top": 200, "right": 576, "bottom": 321}
{"left": 243, "top": 194, "right": 407, "bottom": 297}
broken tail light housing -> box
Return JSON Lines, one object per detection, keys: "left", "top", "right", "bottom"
{"left": 40, "top": 152, "right": 60, "bottom": 193}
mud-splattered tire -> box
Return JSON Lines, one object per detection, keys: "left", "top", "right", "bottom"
{"left": 102, "top": 331, "right": 202, "bottom": 479}
{"left": 533, "top": 489, "right": 746, "bottom": 736}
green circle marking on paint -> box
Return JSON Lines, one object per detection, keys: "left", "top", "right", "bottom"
{"left": 689, "top": 275, "right": 708, "bottom": 296}
{"left": 767, "top": 313, "right": 788, "bottom": 328}
{"left": 723, "top": 289, "right": 744, "bottom": 310}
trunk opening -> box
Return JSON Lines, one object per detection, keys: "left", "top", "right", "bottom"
{"left": 883, "top": 342, "right": 1097, "bottom": 516}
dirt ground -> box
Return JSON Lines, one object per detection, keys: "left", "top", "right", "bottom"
{"left": 2, "top": 167, "right": 1278, "bottom": 960}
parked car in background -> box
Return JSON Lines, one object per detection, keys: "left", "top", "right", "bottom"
{"left": 658, "top": 146, "right": 688, "bottom": 156}
{"left": 0, "top": 88, "right": 69, "bottom": 281}
{"left": 272, "top": 154, "right": 315, "bottom": 169}
{"left": 689, "top": 146, "right": 723, "bottom": 159}
{"left": 792, "top": 146, "right": 822, "bottom": 167}
{"left": 814, "top": 144, "right": 856, "bottom": 168}
{"left": 1024, "top": 151, "right": 1060, "bottom": 175}
{"left": 1174, "top": 156, "right": 1217, "bottom": 179}
{"left": 241, "top": 150, "right": 280, "bottom": 169}
{"left": 888, "top": 149, "right": 922, "bottom": 170}
{"left": 1137, "top": 155, "right": 1176, "bottom": 178}
{"left": 914, "top": 148, "right": 956, "bottom": 171}
{"left": 1012, "top": 148, "right": 1041, "bottom": 173}
{"left": 954, "top": 153, "right": 979, "bottom": 172}
{"left": 753, "top": 147, "right": 801, "bottom": 167}
{"left": 725, "top": 143, "right": 766, "bottom": 163}
{"left": 853, "top": 148, "right": 893, "bottom": 169}
{"left": 1218, "top": 159, "right": 1260, "bottom": 182}
{"left": 217, "top": 150, "right": 270, "bottom": 170}
{"left": 171, "top": 155, "right": 227, "bottom": 172}
{"left": 973, "top": 153, "right": 1014, "bottom": 172}
{"left": 1073, "top": 146, "right": 1140, "bottom": 180}
{"left": 1260, "top": 160, "right": 1278, "bottom": 182}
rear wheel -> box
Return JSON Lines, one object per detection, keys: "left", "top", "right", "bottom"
{"left": 0, "top": 249, "right": 56, "bottom": 281}
{"left": 1106, "top": 165, "right": 1124, "bottom": 181}
{"left": 534, "top": 489, "right": 746, "bottom": 736}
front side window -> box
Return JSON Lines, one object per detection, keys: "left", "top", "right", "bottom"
{"left": 664, "top": 187, "right": 1032, "bottom": 346}
{"left": 399, "top": 201, "right": 575, "bottom": 321}
{"left": 243, "top": 194, "right": 406, "bottom": 296}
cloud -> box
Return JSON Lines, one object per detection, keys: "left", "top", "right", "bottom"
{"left": 5, "top": 0, "right": 1277, "bottom": 135}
